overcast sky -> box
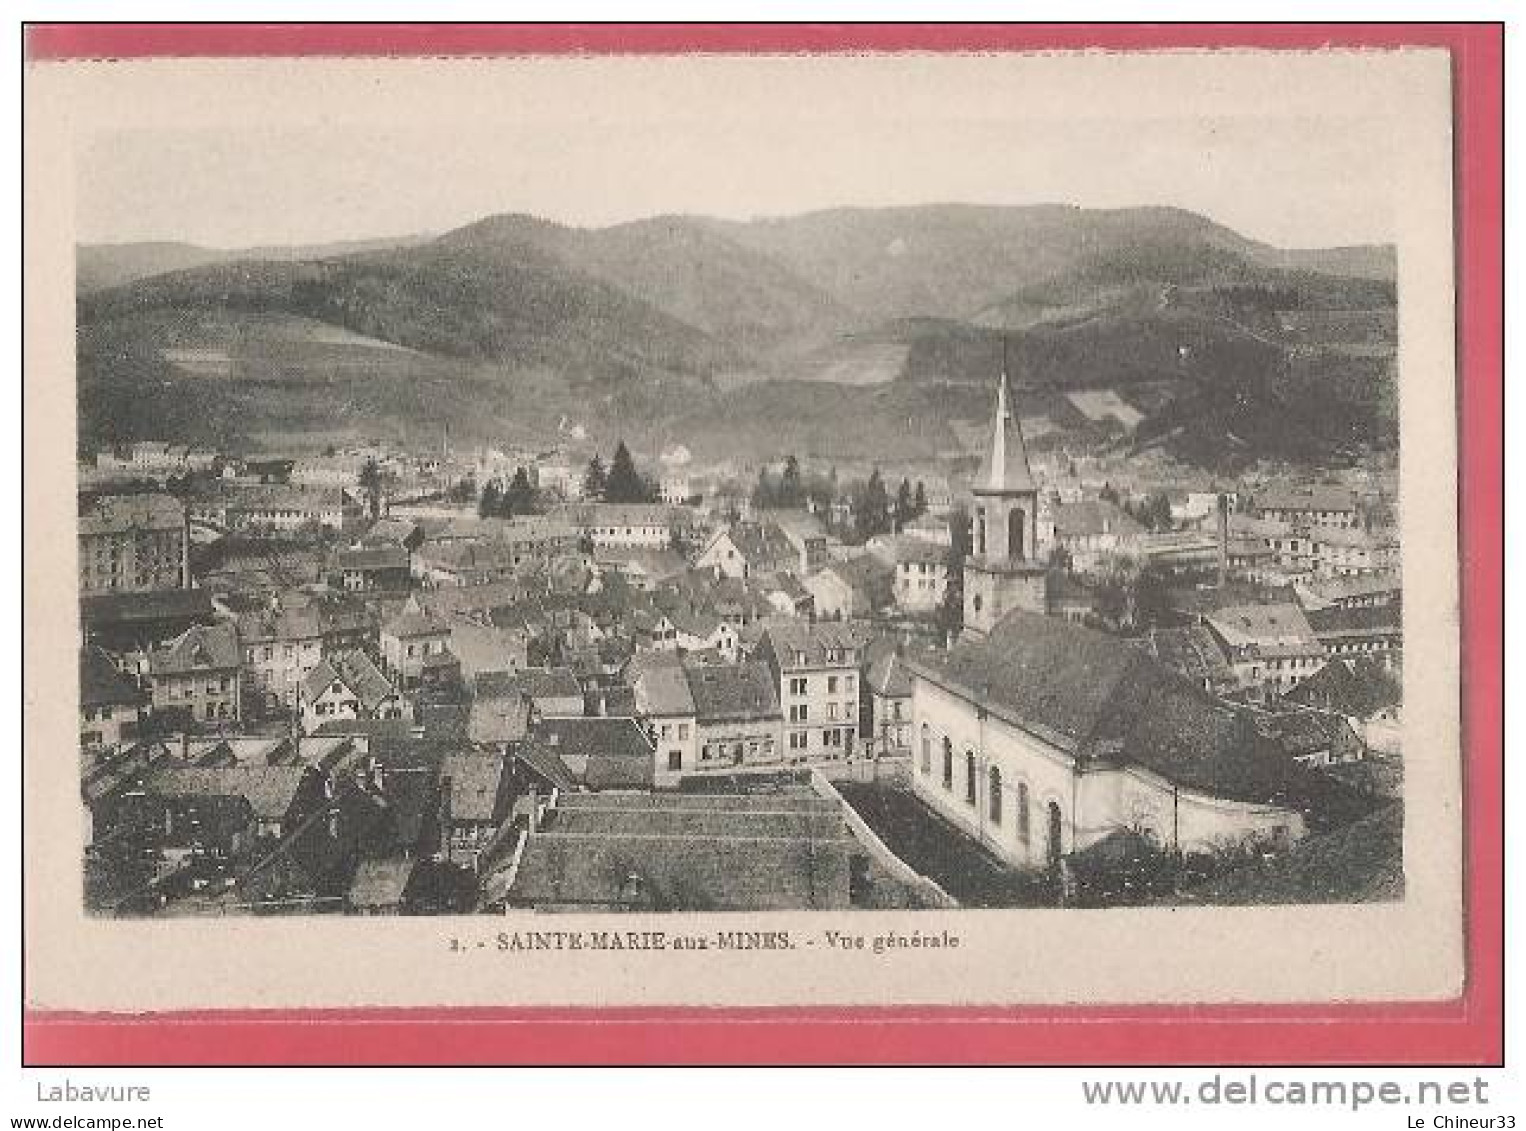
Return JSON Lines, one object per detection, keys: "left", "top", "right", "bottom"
{"left": 74, "top": 56, "right": 1400, "bottom": 250}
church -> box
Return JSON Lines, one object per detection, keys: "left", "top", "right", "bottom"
{"left": 906, "top": 372, "right": 1306, "bottom": 870}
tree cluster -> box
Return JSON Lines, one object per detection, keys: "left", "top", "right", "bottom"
{"left": 478, "top": 466, "right": 542, "bottom": 519}
{"left": 583, "top": 441, "right": 657, "bottom": 504}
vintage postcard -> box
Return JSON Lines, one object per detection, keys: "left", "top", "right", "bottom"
{"left": 24, "top": 46, "right": 1463, "bottom": 1012}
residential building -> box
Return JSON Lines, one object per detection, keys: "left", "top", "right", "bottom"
{"left": 755, "top": 621, "right": 871, "bottom": 762}
{"left": 559, "top": 503, "right": 683, "bottom": 550}
{"left": 379, "top": 609, "right": 451, "bottom": 690}
{"left": 629, "top": 652, "right": 699, "bottom": 786}
{"left": 865, "top": 645, "right": 913, "bottom": 758}
{"left": 907, "top": 609, "right": 1305, "bottom": 870}
{"left": 78, "top": 493, "right": 188, "bottom": 596}
{"left": 1204, "top": 603, "right": 1327, "bottom": 696}
{"left": 870, "top": 536, "right": 950, "bottom": 612}
{"left": 1305, "top": 604, "right": 1403, "bottom": 671}
{"left": 1049, "top": 499, "right": 1145, "bottom": 570}
{"left": 682, "top": 661, "right": 784, "bottom": 773}
{"left": 693, "top": 521, "right": 798, "bottom": 581}
{"left": 440, "top": 751, "right": 512, "bottom": 866}
{"left": 1254, "top": 485, "right": 1362, "bottom": 530}
{"left": 120, "top": 765, "right": 320, "bottom": 858}
{"left": 299, "top": 651, "right": 408, "bottom": 734}
{"left": 334, "top": 545, "right": 412, "bottom": 593}
{"left": 79, "top": 646, "right": 146, "bottom": 751}
{"left": 236, "top": 605, "right": 326, "bottom": 714}
{"left": 145, "top": 622, "right": 242, "bottom": 727}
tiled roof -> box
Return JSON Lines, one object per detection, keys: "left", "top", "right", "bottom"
{"left": 140, "top": 765, "right": 310, "bottom": 820}
{"left": 381, "top": 609, "right": 447, "bottom": 639}
{"left": 235, "top": 605, "right": 324, "bottom": 644}
{"left": 335, "top": 545, "right": 410, "bottom": 571}
{"left": 467, "top": 688, "right": 534, "bottom": 746}
{"left": 534, "top": 717, "right": 654, "bottom": 791}
{"left": 509, "top": 667, "right": 583, "bottom": 705}
{"left": 1255, "top": 486, "right": 1360, "bottom": 513}
{"left": 683, "top": 662, "right": 780, "bottom": 724}
{"left": 1052, "top": 499, "right": 1144, "bottom": 539}
{"left": 908, "top": 609, "right": 1292, "bottom": 803}
{"left": 79, "top": 646, "right": 144, "bottom": 709}
{"left": 441, "top": 752, "right": 508, "bottom": 823}
{"left": 1206, "top": 603, "right": 1320, "bottom": 650}
{"left": 628, "top": 652, "right": 697, "bottom": 717}
{"left": 1283, "top": 658, "right": 1403, "bottom": 718}
{"left": 302, "top": 650, "right": 396, "bottom": 712}
{"left": 759, "top": 620, "right": 874, "bottom": 670}
{"left": 1305, "top": 604, "right": 1403, "bottom": 637}
{"left": 148, "top": 622, "right": 240, "bottom": 676}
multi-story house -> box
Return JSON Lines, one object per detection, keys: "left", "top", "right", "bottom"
{"left": 693, "top": 521, "right": 798, "bottom": 581}
{"left": 865, "top": 645, "right": 913, "bottom": 759}
{"left": 628, "top": 652, "right": 698, "bottom": 786}
{"left": 237, "top": 605, "right": 326, "bottom": 715}
{"left": 755, "top": 622, "right": 871, "bottom": 762}
{"left": 1049, "top": 499, "right": 1146, "bottom": 571}
{"left": 334, "top": 545, "right": 412, "bottom": 593}
{"left": 1204, "top": 603, "right": 1327, "bottom": 697}
{"left": 79, "top": 645, "right": 146, "bottom": 751}
{"left": 683, "top": 660, "right": 784, "bottom": 774}
{"left": 380, "top": 609, "right": 451, "bottom": 690}
{"left": 559, "top": 503, "right": 682, "bottom": 550}
{"left": 1254, "top": 486, "right": 1362, "bottom": 530}
{"left": 145, "top": 622, "right": 242, "bottom": 727}
{"left": 869, "top": 536, "right": 950, "bottom": 613}
{"left": 78, "top": 493, "right": 188, "bottom": 596}
{"left": 299, "top": 650, "right": 408, "bottom": 734}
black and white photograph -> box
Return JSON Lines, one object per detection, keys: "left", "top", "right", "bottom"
{"left": 24, "top": 46, "right": 1464, "bottom": 1012}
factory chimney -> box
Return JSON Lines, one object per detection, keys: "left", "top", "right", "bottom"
{"left": 1216, "top": 493, "right": 1230, "bottom": 588}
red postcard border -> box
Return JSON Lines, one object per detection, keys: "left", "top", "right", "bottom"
{"left": 21, "top": 22, "right": 1504, "bottom": 1067}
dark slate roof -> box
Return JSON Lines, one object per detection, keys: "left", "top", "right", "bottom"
{"left": 79, "top": 646, "right": 144, "bottom": 709}
{"left": 683, "top": 662, "right": 780, "bottom": 724}
{"left": 513, "top": 744, "right": 578, "bottom": 792}
{"left": 534, "top": 717, "right": 655, "bottom": 791}
{"left": 1139, "top": 626, "right": 1234, "bottom": 685}
{"left": 81, "top": 588, "right": 215, "bottom": 627}
{"left": 908, "top": 609, "right": 1289, "bottom": 803}
{"left": 1283, "top": 658, "right": 1403, "bottom": 718}
{"left": 1306, "top": 604, "right": 1403, "bottom": 636}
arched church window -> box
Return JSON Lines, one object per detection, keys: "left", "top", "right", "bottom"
{"left": 988, "top": 766, "right": 1003, "bottom": 824}
{"left": 975, "top": 507, "right": 987, "bottom": 557}
{"left": 941, "top": 738, "right": 954, "bottom": 791}
{"left": 1009, "top": 508, "right": 1025, "bottom": 560}
{"left": 964, "top": 751, "right": 978, "bottom": 806}
{"left": 1017, "top": 782, "right": 1030, "bottom": 844}
{"left": 920, "top": 724, "right": 931, "bottom": 775}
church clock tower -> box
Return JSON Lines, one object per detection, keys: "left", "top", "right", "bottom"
{"left": 963, "top": 368, "right": 1049, "bottom": 638}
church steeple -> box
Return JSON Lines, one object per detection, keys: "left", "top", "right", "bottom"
{"left": 975, "top": 367, "right": 1035, "bottom": 495}
{"left": 962, "top": 356, "right": 1048, "bottom": 639}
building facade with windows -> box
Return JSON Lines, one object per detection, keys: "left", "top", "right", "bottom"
{"left": 755, "top": 622, "right": 870, "bottom": 762}
{"left": 78, "top": 493, "right": 188, "bottom": 597}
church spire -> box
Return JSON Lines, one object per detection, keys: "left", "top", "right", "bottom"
{"left": 974, "top": 352, "right": 1035, "bottom": 495}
